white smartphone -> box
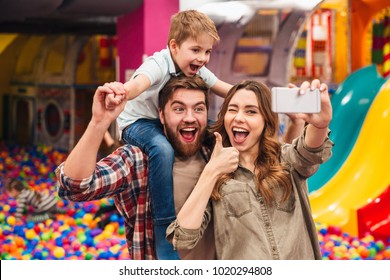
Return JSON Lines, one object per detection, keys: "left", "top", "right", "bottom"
{"left": 271, "top": 87, "right": 321, "bottom": 113}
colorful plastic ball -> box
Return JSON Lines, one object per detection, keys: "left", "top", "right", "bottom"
{"left": 41, "top": 232, "right": 51, "bottom": 241}
{"left": 83, "top": 213, "right": 94, "bottom": 224}
{"left": 357, "top": 245, "right": 369, "bottom": 258}
{"left": 383, "top": 248, "right": 390, "bottom": 259}
{"left": 55, "top": 237, "right": 63, "bottom": 247}
{"left": 318, "top": 227, "right": 327, "bottom": 235}
{"left": 6, "top": 216, "right": 16, "bottom": 225}
{"left": 33, "top": 251, "right": 43, "bottom": 260}
{"left": 117, "top": 226, "right": 125, "bottom": 235}
{"left": 33, "top": 224, "right": 41, "bottom": 234}
{"left": 84, "top": 237, "right": 95, "bottom": 247}
{"left": 375, "top": 253, "right": 384, "bottom": 260}
{"left": 84, "top": 252, "right": 94, "bottom": 260}
{"left": 110, "top": 214, "right": 119, "bottom": 223}
{"left": 375, "top": 240, "right": 385, "bottom": 251}
{"left": 53, "top": 247, "right": 65, "bottom": 259}
{"left": 25, "top": 229, "right": 36, "bottom": 240}
{"left": 14, "top": 236, "right": 25, "bottom": 248}
{"left": 26, "top": 221, "right": 35, "bottom": 229}
{"left": 104, "top": 224, "right": 115, "bottom": 233}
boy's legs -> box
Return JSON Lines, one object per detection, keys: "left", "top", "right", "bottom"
{"left": 29, "top": 213, "right": 50, "bottom": 223}
{"left": 123, "top": 119, "right": 179, "bottom": 260}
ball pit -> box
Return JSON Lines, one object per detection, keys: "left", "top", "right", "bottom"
{"left": 0, "top": 142, "right": 129, "bottom": 260}
{"left": 0, "top": 141, "right": 389, "bottom": 260}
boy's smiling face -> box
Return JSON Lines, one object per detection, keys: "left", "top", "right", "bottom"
{"left": 169, "top": 32, "right": 214, "bottom": 77}
{"left": 7, "top": 188, "right": 20, "bottom": 199}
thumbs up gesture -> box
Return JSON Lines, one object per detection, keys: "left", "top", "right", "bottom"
{"left": 209, "top": 132, "right": 239, "bottom": 175}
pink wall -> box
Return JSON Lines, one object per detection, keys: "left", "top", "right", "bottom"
{"left": 117, "top": 0, "right": 179, "bottom": 82}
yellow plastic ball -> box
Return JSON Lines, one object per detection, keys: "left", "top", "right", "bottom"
{"left": 53, "top": 247, "right": 65, "bottom": 259}
{"left": 25, "top": 229, "right": 36, "bottom": 240}
{"left": 6, "top": 216, "right": 16, "bottom": 226}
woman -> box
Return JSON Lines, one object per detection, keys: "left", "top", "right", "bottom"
{"left": 166, "top": 79, "right": 333, "bottom": 260}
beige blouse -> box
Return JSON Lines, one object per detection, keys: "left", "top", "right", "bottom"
{"left": 167, "top": 130, "right": 333, "bottom": 260}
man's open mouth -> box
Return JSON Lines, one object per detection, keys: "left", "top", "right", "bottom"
{"left": 180, "top": 127, "right": 198, "bottom": 142}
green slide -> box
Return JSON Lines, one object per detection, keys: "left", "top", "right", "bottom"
{"left": 308, "top": 65, "right": 386, "bottom": 193}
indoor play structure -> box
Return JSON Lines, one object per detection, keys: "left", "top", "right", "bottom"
{"left": 307, "top": 0, "right": 390, "bottom": 240}
{"left": 1, "top": 0, "right": 390, "bottom": 260}
{"left": 198, "top": 0, "right": 324, "bottom": 120}
{"left": 0, "top": 34, "right": 117, "bottom": 151}
{"left": 310, "top": 78, "right": 390, "bottom": 237}
{"left": 307, "top": 65, "right": 386, "bottom": 192}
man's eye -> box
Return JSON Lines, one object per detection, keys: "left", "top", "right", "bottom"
{"left": 174, "top": 108, "right": 184, "bottom": 112}
{"left": 195, "top": 107, "right": 205, "bottom": 112}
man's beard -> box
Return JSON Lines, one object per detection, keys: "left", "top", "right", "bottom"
{"left": 165, "top": 124, "right": 206, "bottom": 158}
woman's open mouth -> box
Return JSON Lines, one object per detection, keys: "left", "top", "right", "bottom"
{"left": 232, "top": 127, "right": 249, "bottom": 144}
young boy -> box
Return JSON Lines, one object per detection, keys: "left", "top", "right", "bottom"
{"left": 5, "top": 178, "right": 65, "bottom": 223}
{"left": 104, "top": 10, "right": 232, "bottom": 259}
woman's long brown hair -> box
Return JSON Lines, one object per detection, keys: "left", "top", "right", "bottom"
{"left": 209, "top": 80, "right": 292, "bottom": 205}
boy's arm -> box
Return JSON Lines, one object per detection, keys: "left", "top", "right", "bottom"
{"left": 123, "top": 74, "right": 151, "bottom": 100}
{"left": 210, "top": 79, "right": 232, "bottom": 98}
{"left": 283, "top": 117, "right": 305, "bottom": 144}
{"left": 105, "top": 74, "right": 151, "bottom": 110}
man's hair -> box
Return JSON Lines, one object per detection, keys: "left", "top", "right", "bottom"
{"left": 158, "top": 75, "right": 209, "bottom": 110}
{"left": 168, "top": 9, "right": 220, "bottom": 46}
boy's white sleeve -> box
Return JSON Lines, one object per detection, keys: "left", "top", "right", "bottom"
{"left": 133, "top": 53, "right": 167, "bottom": 86}
{"left": 198, "top": 66, "right": 218, "bottom": 88}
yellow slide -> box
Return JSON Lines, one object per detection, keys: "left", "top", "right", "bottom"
{"left": 309, "top": 79, "right": 390, "bottom": 236}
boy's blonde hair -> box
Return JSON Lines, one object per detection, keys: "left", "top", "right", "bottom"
{"left": 168, "top": 10, "right": 220, "bottom": 46}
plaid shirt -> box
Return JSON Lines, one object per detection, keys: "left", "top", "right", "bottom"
{"left": 56, "top": 145, "right": 155, "bottom": 260}
{"left": 56, "top": 144, "right": 211, "bottom": 260}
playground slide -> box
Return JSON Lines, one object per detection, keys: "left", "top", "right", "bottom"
{"left": 357, "top": 185, "right": 390, "bottom": 241}
{"left": 309, "top": 78, "right": 390, "bottom": 236}
{"left": 308, "top": 65, "right": 386, "bottom": 193}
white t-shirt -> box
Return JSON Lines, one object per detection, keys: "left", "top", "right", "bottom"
{"left": 116, "top": 47, "right": 218, "bottom": 132}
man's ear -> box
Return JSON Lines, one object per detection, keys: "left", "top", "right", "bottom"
{"left": 159, "top": 108, "right": 165, "bottom": 125}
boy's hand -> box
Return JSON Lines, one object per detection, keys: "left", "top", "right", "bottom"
{"left": 93, "top": 83, "right": 126, "bottom": 124}
{"left": 104, "top": 82, "right": 127, "bottom": 110}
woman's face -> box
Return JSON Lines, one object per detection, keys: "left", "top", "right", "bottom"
{"left": 224, "top": 88, "right": 264, "bottom": 156}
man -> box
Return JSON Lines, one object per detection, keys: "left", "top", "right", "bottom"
{"left": 56, "top": 75, "right": 216, "bottom": 260}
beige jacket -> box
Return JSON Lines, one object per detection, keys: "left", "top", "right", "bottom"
{"left": 167, "top": 129, "right": 333, "bottom": 260}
